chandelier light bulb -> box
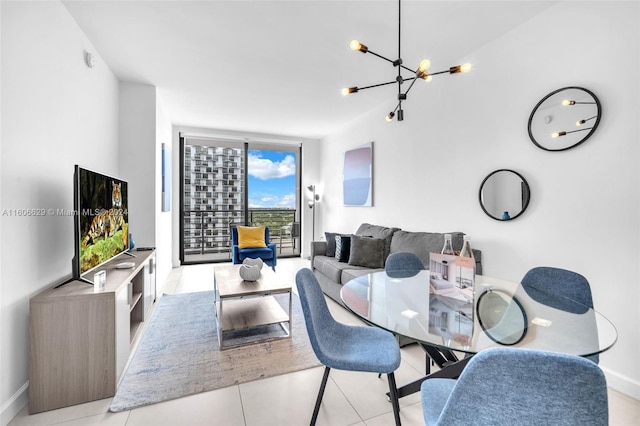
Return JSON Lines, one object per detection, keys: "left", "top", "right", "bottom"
{"left": 422, "top": 74, "right": 433, "bottom": 82}
{"left": 450, "top": 63, "right": 472, "bottom": 74}
{"left": 576, "top": 119, "right": 586, "bottom": 126}
{"left": 385, "top": 112, "right": 395, "bottom": 122}
{"left": 342, "top": 87, "right": 358, "bottom": 96}
{"left": 418, "top": 59, "right": 431, "bottom": 72}
{"left": 552, "top": 131, "right": 567, "bottom": 138}
{"left": 350, "top": 40, "right": 368, "bottom": 53}
{"left": 562, "top": 100, "right": 576, "bottom": 106}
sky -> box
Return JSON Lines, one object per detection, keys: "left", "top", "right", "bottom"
{"left": 247, "top": 149, "right": 297, "bottom": 209}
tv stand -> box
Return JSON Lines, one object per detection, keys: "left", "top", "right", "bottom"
{"left": 29, "top": 249, "right": 156, "bottom": 414}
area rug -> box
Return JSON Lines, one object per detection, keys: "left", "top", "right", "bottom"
{"left": 109, "top": 290, "right": 319, "bottom": 412}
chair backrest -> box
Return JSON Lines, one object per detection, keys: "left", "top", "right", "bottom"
{"left": 231, "top": 225, "right": 271, "bottom": 246}
{"left": 435, "top": 347, "right": 608, "bottom": 426}
{"left": 521, "top": 266, "right": 598, "bottom": 363}
{"left": 521, "top": 266, "right": 593, "bottom": 313}
{"left": 295, "top": 268, "right": 337, "bottom": 366}
{"left": 385, "top": 252, "right": 425, "bottom": 278}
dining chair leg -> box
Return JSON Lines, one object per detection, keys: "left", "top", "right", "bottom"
{"left": 311, "top": 366, "right": 331, "bottom": 426}
{"left": 387, "top": 372, "right": 402, "bottom": 426}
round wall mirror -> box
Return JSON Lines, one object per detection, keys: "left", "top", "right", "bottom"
{"left": 528, "top": 86, "right": 601, "bottom": 151}
{"left": 479, "top": 169, "right": 530, "bottom": 221}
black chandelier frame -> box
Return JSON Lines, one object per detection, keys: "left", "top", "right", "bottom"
{"left": 342, "top": 0, "right": 471, "bottom": 122}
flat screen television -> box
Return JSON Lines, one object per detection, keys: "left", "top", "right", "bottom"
{"left": 72, "top": 165, "right": 130, "bottom": 283}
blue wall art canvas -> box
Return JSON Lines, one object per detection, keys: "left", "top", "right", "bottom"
{"left": 162, "top": 143, "right": 171, "bottom": 212}
{"left": 343, "top": 142, "right": 373, "bottom": 206}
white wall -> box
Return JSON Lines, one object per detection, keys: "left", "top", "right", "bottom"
{"left": 119, "top": 83, "right": 156, "bottom": 248}
{"left": 318, "top": 1, "right": 639, "bottom": 398}
{"left": 0, "top": 2, "right": 120, "bottom": 422}
{"left": 120, "top": 82, "right": 173, "bottom": 301}
{"left": 155, "top": 102, "right": 173, "bottom": 290}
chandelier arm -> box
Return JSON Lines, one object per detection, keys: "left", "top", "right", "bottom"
{"left": 367, "top": 50, "right": 396, "bottom": 65}
{"left": 429, "top": 69, "right": 454, "bottom": 76}
{"left": 402, "top": 76, "right": 421, "bottom": 97}
{"left": 357, "top": 80, "right": 399, "bottom": 91}
{"left": 400, "top": 64, "right": 416, "bottom": 73}
{"left": 367, "top": 49, "right": 415, "bottom": 74}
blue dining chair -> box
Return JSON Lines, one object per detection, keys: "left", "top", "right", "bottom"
{"left": 521, "top": 266, "right": 598, "bottom": 363}
{"left": 296, "top": 268, "right": 402, "bottom": 426}
{"left": 420, "top": 347, "right": 608, "bottom": 426}
{"left": 521, "top": 266, "right": 593, "bottom": 313}
{"left": 383, "top": 252, "right": 425, "bottom": 366}
{"left": 385, "top": 252, "right": 425, "bottom": 278}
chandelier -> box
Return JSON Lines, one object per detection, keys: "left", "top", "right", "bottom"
{"left": 341, "top": 0, "right": 471, "bottom": 122}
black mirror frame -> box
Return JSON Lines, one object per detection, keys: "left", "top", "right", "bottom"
{"left": 478, "top": 169, "right": 531, "bottom": 221}
{"left": 476, "top": 288, "right": 528, "bottom": 346}
{"left": 528, "top": 86, "right": 602, "bottom": 152}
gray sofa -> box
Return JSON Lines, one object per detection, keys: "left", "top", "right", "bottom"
{"left": 310, "top": 223, "right": 483, "bottom": 305}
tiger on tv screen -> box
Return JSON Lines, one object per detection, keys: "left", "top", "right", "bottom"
{"left": 79, "top": 169, "right": 129, "bottom": 274}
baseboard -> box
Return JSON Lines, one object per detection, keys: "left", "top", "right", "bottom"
{"left": 1, "top": 381, "right": 28, "bottom": 426}
{"left": 602, "top": 366, "right": 640, "bottom": 400}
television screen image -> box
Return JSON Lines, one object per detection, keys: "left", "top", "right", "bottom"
{"left": 73, "top": 166, "right": 129, "bottom": 279}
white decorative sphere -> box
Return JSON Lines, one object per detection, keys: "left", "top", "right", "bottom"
{"left": 242, "top": 257, "right": 264, "bottom": 270}
{"left": 239, "top": 264, "right": 261, "bottom": 281}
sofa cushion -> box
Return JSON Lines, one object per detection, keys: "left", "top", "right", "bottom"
{"left": 313, "top": 255, "right": 355, "bottom": 283}
{"left": 348, "top": 235, "right": 385, "bottom": 268}
{"left": 342, "top": 267, "right": 383, "bottom": 284}
{"left": 335, "top": 235, "right": 351, "bottom": 262}
{"left": 238, "top": 247, "right": 274, "bottom": 260}
{"left": 390, "top": 231, "right": 465, "bottom": 266}
{"left": 355, "top": 223, "right": 400, "bottom": 261}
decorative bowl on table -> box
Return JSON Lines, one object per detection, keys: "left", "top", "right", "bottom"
{"left": 242, "top": 257, "right": 264, "bottom": 270}
{"left": 239, "top": 263, "right": 261, "bottom": 281}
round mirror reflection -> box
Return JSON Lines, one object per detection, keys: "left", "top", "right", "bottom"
{"left": 479, "top": 169, "right": 530, "bottom": 221}
{"left": 528, "top": 86, "right": 601, "bottom": 151}
{"left": 476, "top": 289, "right": 528, "bottom": 346}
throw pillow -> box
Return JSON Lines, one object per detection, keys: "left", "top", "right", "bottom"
{"left": 348, "top": 235, "right": 385, "bottom": 268}
{"left": 325, "top": 232, "right": 339, "bottom": 257}
{"left": 335, "top": 235, "right": 351, "bottom": 262}
{"left": 237, "top": 226, "right": 267, "bottom": 249}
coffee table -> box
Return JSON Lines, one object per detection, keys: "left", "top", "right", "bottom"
{"left": 214, "top": 264, "right": 292, "bottom": 349}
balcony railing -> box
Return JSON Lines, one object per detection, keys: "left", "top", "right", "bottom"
{"left": 183, "top": 208, "right": 299, "bottom": 261}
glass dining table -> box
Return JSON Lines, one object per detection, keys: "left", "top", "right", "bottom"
{"left": 340, "top": 270, "right": 618, "bottom": 399}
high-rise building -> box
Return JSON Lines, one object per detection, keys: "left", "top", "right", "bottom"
{"left": 183, "top": 145, "right": 245, "bottom": 256}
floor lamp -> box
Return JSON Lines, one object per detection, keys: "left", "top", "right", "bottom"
{"left": 307, "top": 185, "right": 320, "bottom": 242}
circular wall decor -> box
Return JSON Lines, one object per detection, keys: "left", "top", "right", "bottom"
{"left": 479, "top": 169, "right": 530, "bottom": 221}
{"left": 528, "top": 86, "right": 601, "bottom": 151}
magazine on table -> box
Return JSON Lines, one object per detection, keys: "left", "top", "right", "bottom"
{"left": 429, "top": 253, "right": 475, "bottom": 302}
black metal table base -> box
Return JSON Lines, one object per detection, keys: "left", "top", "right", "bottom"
{"left": 387, "top": 344, "right": 473, "bottom": 399}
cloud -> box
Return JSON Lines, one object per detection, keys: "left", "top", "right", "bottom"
{"left": 248, "top": 153, "right": 296, "bottom": 180}
{"left": 249, "top": 193, "right": 296, "bottom": 209}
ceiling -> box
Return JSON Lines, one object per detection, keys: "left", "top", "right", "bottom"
{"left": 63, "top": 1, "right": 555, "bottom": 140}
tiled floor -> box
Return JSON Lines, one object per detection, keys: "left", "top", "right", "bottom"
{"left": 10, "top": 258, "right": 640, "bottom": 426}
